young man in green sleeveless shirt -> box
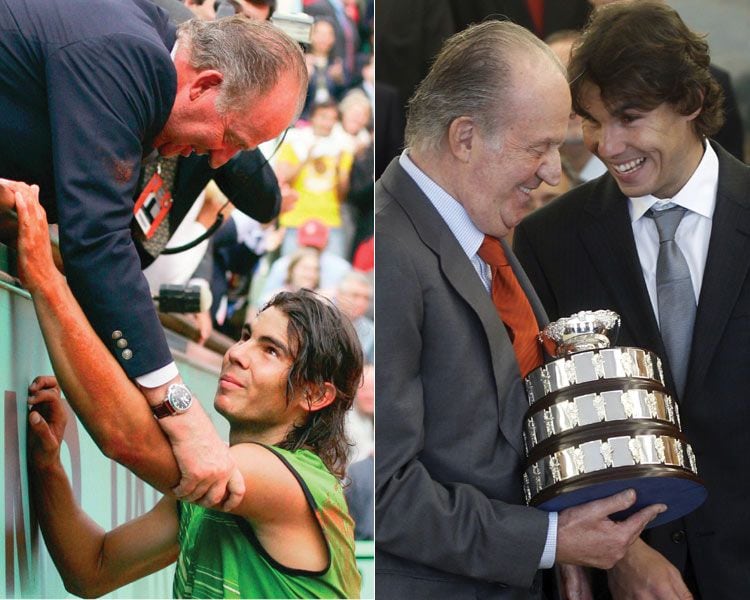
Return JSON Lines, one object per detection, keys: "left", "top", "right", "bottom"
{"left": 10, "top": 181, "right": 364, "bottom": 598}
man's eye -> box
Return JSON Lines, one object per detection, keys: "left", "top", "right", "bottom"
{"left": 265, "top": 346, "right": 279, "bottom": 357}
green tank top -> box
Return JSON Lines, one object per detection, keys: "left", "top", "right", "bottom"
{"left": 173, "top": 445, "right": 361, "bottom": 599}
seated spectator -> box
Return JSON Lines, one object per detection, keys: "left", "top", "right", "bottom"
{"left": 345, "top": 363, "right": 373, "bottom": 465}
{"left": 274, "top": 101, "right": 353, "bottom": 258}
{"left": 336, "top": 89, "right": 374, "bottom": 259}
{"left": 207, "top": 208, "right": 270, "bottom": 338}
{"left": 335, "top": 89, "right": 372, "bottom": 155}
{"left": 259, "top": 247, "right": 327, "bottom": 306}
{"left": 303, "top": 19, "right": 346, "bottom": 118}
{"left": 257, "top": 219, "right": 351, "bottom": 305}
{"left": 335, "top": 271, "right": 373, "bottom": 363}
{"left": 345, "top": 455, "right": 374, "bottom": 541}
{"left": 304, "top": 0, "right": 361, "bottom": 87}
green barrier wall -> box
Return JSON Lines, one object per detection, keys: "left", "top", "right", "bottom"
{"left": 0, "top": 272, "right": 373, "bottom": 599}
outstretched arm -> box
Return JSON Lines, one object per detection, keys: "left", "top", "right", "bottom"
{"left": 11, "top": 182, "right": 180, "bottom": 491}
{"left": 27, "top": 377, "right": 179, "bottom": 597}
{"left": 11, "top": 180, "right": 244, "bottom": 508}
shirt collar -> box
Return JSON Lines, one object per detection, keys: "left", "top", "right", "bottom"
{"left": 399, "top": 150, "right": 485, "bottom": 260}
{"left": 629, "top": 141, "right": 719, "bottom": 222}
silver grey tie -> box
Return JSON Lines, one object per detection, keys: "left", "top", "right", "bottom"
{"left": 649, "top": 206, "right": 695, "bottom": 398}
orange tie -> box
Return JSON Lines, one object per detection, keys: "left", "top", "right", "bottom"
{"left": 478, "top": 236, "right": 543, "bottom": 377}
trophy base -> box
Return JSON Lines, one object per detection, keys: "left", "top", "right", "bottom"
{"left": 531, "top": 468, "right": 707, "bottom": 528}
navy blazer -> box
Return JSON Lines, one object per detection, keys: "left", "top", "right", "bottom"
{"left": 514, "top": 142, "right": 750, "bottom": 598}
{"left": 0, "top": 0, "right": 178, "bottom": 377}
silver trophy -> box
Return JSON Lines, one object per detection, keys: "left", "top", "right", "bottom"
{"left": 522, "top": 310, "right": 706, "bottom": 527}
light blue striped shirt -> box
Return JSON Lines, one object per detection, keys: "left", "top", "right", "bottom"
{"left": 399, "top": 150, "right": 558, "bottom": 570}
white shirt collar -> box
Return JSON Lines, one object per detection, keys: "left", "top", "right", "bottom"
{"left": 399, "top": 150, "right": 485, "bottom": 260}
{"left": 629, "top": 141, "right": 719, "bottom": 222}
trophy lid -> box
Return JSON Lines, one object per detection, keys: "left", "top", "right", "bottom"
{"left": 540, "top": 310, "right": 621, "bottom": 358}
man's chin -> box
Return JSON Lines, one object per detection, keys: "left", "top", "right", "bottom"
{"left": 156, "top": 147, "right": 179, "bottom": 158}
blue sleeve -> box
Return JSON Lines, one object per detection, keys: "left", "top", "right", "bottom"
{"left": 47, "top": 34, "right": 177, "bottom": 377}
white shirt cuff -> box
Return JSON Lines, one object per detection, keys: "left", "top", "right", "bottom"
{"left": 135, "top": 362, "right": 179, "bottom": 388}
{"left": 539, "top": 511, "right": 558, "bottom": 569}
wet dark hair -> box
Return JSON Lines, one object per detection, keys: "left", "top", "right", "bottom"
{"left": 569, "top": 0, "right": 724, "bottom": 138}
{"left": 261, "top": 289, "right": 363, "bottom": 479}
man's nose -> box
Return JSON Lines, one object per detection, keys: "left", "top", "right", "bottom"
{"left": 593, "top": 125, "right": 625, "bottom": 158}
{"left": 538, "top": 148, "right": 562, "bottom": 186}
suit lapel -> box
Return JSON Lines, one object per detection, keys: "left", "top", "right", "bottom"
{"left": 505, "top": 237, "right": 549, "bottom": 329}
{"left": 380, "top": 160, "right": 526, "bottom": 456}
{"left": 578, "top": 177, "right": 665, "bottom": 354}
{"left": 687, "top": 146, "right": 750, "bottom": 397}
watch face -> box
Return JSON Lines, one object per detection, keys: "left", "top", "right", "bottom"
{"left": 168, "top": 384, "right": 193, "bottom": 412}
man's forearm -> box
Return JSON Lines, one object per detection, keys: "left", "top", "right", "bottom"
{"left": 29, "top": 458, "right": 110, "bottom": 597}
{"left": 30, "top": 270, "right": 180, "bottom": 491}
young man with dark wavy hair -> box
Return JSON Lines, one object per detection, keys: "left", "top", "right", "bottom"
{"left": 515, "top": 2, "right": 749, "bottom": 597}
{"left": 10, "top": 180, "right": 363, "bottom": 598}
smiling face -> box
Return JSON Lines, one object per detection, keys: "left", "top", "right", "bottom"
{"left": 215, "top": 307, "right": 306, "bottom": 441}
{"left": 579, "top": 83, "right": 704, "bottom": 199}
{"left": 154, "top": 58, "right": 301, "bottom": 168}
{"left": 453, "top": 57, "right": 571, "bottom": 238}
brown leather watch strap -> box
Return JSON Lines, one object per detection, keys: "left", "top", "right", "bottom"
{"left": 152, "top": 401, "right": 175, "bottom": 419}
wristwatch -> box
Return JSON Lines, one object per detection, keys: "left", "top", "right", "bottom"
{"left": 152, "top": 383, "right": 193, "bottom": 419}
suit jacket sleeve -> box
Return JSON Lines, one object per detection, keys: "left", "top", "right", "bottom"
{"left": 214, "top": 149, "right": 281, "bottom": 224}
{"left": 375, "top": 225, "right": 549, "bottom": 587}
{"left": 48, "top": 34, "right": 176, "bottom": 378}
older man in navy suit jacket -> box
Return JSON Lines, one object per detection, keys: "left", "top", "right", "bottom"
{"left": 0, "top": 0, "right": 307, "bottom": 510}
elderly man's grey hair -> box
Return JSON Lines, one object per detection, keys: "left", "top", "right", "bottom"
{"left": 405, "top": 20, "right": 564, "bottom": 154}
{"left": 178, "top": 16, "right": 308, "bottom": 116}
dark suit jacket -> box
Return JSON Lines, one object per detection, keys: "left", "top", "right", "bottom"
{"left": 375, "top": 159, "right": 550, "bottom": 599}
{"left": 374, "top": 82, "right": 404, "bottom": 180}
{"left": 375, "top": 0, "right": 455, "bottom": 110}
{"left": 513, "top": 142, "right": 750, "bottom": 598}
{"left": 0, "top": 0, "right": 177, "bottom": 378}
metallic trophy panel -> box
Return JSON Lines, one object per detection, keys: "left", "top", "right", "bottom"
{"left": 522, "top": 310, "right": 707, "bottom": 528}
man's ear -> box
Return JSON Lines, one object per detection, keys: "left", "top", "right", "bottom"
{"left": 300, "top": 382, "right": 337, "bottom": 412}
{"left": 447, "top": 116, "right": 475, "bottom": 162}
{"left": 189, "top": 70, "right": 224, "bottom": 101}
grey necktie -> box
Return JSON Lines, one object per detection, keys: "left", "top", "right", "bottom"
{"left": 649, "top": 206, "right": 695, "bottom": 398}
